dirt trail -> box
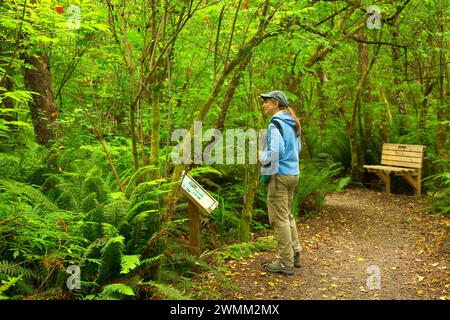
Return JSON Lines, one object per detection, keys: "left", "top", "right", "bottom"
{"left": 194, "top": 189, "right": 449, "bottom": 300}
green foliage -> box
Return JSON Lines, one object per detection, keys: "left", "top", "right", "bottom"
{"left": 99, "top": 283, "right": 135, "bottom": 299}
{"left": 120, "top": 255, "right": 141, "bottom": 275}
{"left": 0, "top": 275, "right": 23, "bottom": 300}
{"left": 292, "top": 162, "right": 343, "bottom": 216}
{"left": 0, "top": 261, "right": 35, "bottom": 280}
{"left": 97, "top": 235, "right": 124, "bottom": 285}
{"left": 212, "top": 236, "right": 276, "bottom": 263}
{"left": 312, "top": 129, "right": 352, "bottom": 170}
{"left": 423, "top": 158, "right": 450, "bottom": 215}
{"left": 142, "top": 281, "right": 191, "bottom": 300}
{"left": 0, "top": 0, "right": 448, "bottom": 300}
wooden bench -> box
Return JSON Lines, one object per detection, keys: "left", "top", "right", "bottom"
{"left": 363, "top": 143, "right": 425, "bottom": 196}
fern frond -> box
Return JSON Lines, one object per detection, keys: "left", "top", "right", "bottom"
{"left": 123, "top": 165, "right": 159, "bottom": 197}
{"left": 81, "top": 170, "right": 108, "bottom": 203}
{"left": 47, "top": 172, "right": 83, "bottom": 211}
{"left": 0, "top": 260, "right": 35, "bottom": 279}
{"left": 140, "top": 254, "right": 163, "bottom": 266}
{"left": 120, "top": 254, "right": 141, "bottom": 275}
{"left": 140, "top": 280, "right": 191, "bottom": 300}
{"left": 97, "top": 236, "right": 124, "bottom": 284}
{"left": 0, "top": 180, "right": 59, "bottom": 213}
{"left": 103, "top": 193, "right": 129, "bottom": 228}
{"left": 100, "top": 283, "right": 135, "bottom": 299}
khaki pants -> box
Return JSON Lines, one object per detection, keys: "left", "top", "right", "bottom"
{"left": 267, "top": 174, "right": 301, "bottom": 268}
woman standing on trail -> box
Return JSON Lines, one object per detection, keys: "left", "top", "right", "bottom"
{"left": 258, "top": 90, "right": 302, "bottom": 275}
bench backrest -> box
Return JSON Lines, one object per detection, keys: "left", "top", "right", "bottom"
{"left": 381, "top": 143, "right": 425, "bottom": 169}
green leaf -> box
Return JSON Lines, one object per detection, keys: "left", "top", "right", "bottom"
{"left": 101, "top": 283, "right": 135, "bottom": 297}
{"left": 120, "top": 254, "right": 141, "bottom": 274}
{"left": 6, "top": 121, "right": 32, "bottom": 129}
{"left": 3, "top": 90, "right": 36, "bottom": 103}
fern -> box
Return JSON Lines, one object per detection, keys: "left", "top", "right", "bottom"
{"left": 120, "top": 255, "right": 141, "bottom": 275}
{"left": 0, "top": 275, "right": 23, "bottom": 300}
{"left": 82, "top": 192, "right": 100, "bottom": 213}
{"left": 103, "top": 192, "right": 129, "bottom": 228}
{"left": 0, "top": 260, "right": 35, "bottom": 279}
{"left": 0, "top": 180, "right": 59, "bottom": 213}
{"left": 141, "top": 280, "right": 191, "bottom": 300}
{"left": 97, "top": 236, "right": 124, "bottom": 284}
{"left": 291, "top": 161, "right": 342, "bottom": 216}
{"left": 47, "top": 172, "right": 83, "bottom": 211}
{"left": 81, "top": 169, "right": 108, "bottom": 203}
{"left": 140, "top": 254, "right": 163, "bottom": 266}
{"left": 123, "top": 165, "right": 159, "bottom": 198}
{"left": 100, "top": 283, "right": 135, "bottom": 299}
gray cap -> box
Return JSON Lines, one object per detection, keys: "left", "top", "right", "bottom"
{"left": 260, "top": 90, "right": 288, "bottom": 108}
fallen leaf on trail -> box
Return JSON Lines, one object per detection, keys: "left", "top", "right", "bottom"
{"left": 268, "top": 282, "right": 275, "bottom": 287}
{"left": 356, "top": 258, "right": 365, "bottom": 262}
{"left": 416, "top": 290, "right": 424, "bottom": 295}
{"left": 416, "top": 275, "right": 425, "bottom": 282}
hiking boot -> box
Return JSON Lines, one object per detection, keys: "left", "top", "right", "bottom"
{"left": 264, "top": 261, "right": 294, "bottom": 275}
{"left": 294, "top": 252, "right": 301, "bottom": 268}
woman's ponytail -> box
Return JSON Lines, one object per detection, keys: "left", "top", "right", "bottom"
{"left": 286, "top": 107, "right": 301, "bottom": 137}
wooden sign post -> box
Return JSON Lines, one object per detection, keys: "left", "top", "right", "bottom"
{"left": 188, "top": 199, "right": 201, "bottom": 256}
{"left": 180, "top": 172, "right": 218, "bottom": 255}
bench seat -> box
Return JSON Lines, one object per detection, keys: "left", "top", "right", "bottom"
{"left": 363, "top": 165, "right": 417, "bottom": 174}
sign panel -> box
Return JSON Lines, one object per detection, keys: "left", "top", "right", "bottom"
{"left": 180, "top": 172, "right": 219, "bottom": 214}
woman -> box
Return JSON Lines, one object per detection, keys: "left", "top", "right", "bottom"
{"left": 258, "top": 90, "right": 302, "bottom": 275}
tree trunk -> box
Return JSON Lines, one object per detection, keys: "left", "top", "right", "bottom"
{"left": 149, "top": 87, "right": 161, "bottom": 180}
{"left": 240, "top": 164, "right": 259, "bottom": 241}
{"left": 436, "top": 7, "right": 448, "bottom": 162}
{"left": 0, "top": 75, "right": 16, "bottom": 123}
{"left": 357, "top": 31, "right": 370, "bottom": 173}
{"left": 392, "top": 29, "right": 408, "bottom": 135}
{"left": 316, "top": 66, "right": 327, "bottom": 137}
{"left": 349, "top": 39, "right": 380, "bottom": 181}
{"left": 23, "top": 54, "right": 60, "bottom": 145}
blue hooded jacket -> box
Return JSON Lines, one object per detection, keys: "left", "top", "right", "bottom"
{"left": 260, "top": 111, "right": 301, "bottom": 175}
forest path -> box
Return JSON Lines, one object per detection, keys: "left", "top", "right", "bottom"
{"left": 194, "top": 189, "right": 449, "bottom": 300}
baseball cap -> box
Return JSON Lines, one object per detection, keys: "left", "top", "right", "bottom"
{"left": 260, "top": 90, "right": 288, "bottom": 108}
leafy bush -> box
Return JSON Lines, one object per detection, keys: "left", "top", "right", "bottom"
{"left": 292, "top": 161, "right": 343, "bottom": 216}
{"left": 423, "top": 157, "right": 450, "bottom": 215}
{"left": 211, "top": 236, "right": 276, "bottom": 263}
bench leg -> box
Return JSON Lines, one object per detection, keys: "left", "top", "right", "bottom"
{"left": 375, "top": 171, "right": 391, "bottom": 194}
{"left": 386, "top": 173, "right": 391, "bottom": 194}
{"left": 417, "top": 174, "right": 421, "bottom": 196}
{"left": 403, "top": 174, "right": 421, "bottom": 196}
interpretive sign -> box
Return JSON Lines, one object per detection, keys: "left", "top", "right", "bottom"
{"left": 180, "top": 172, "right": 218, "bottom": 255}
{"left": 180, "top": 172, "right": 218, "bottom": 214}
